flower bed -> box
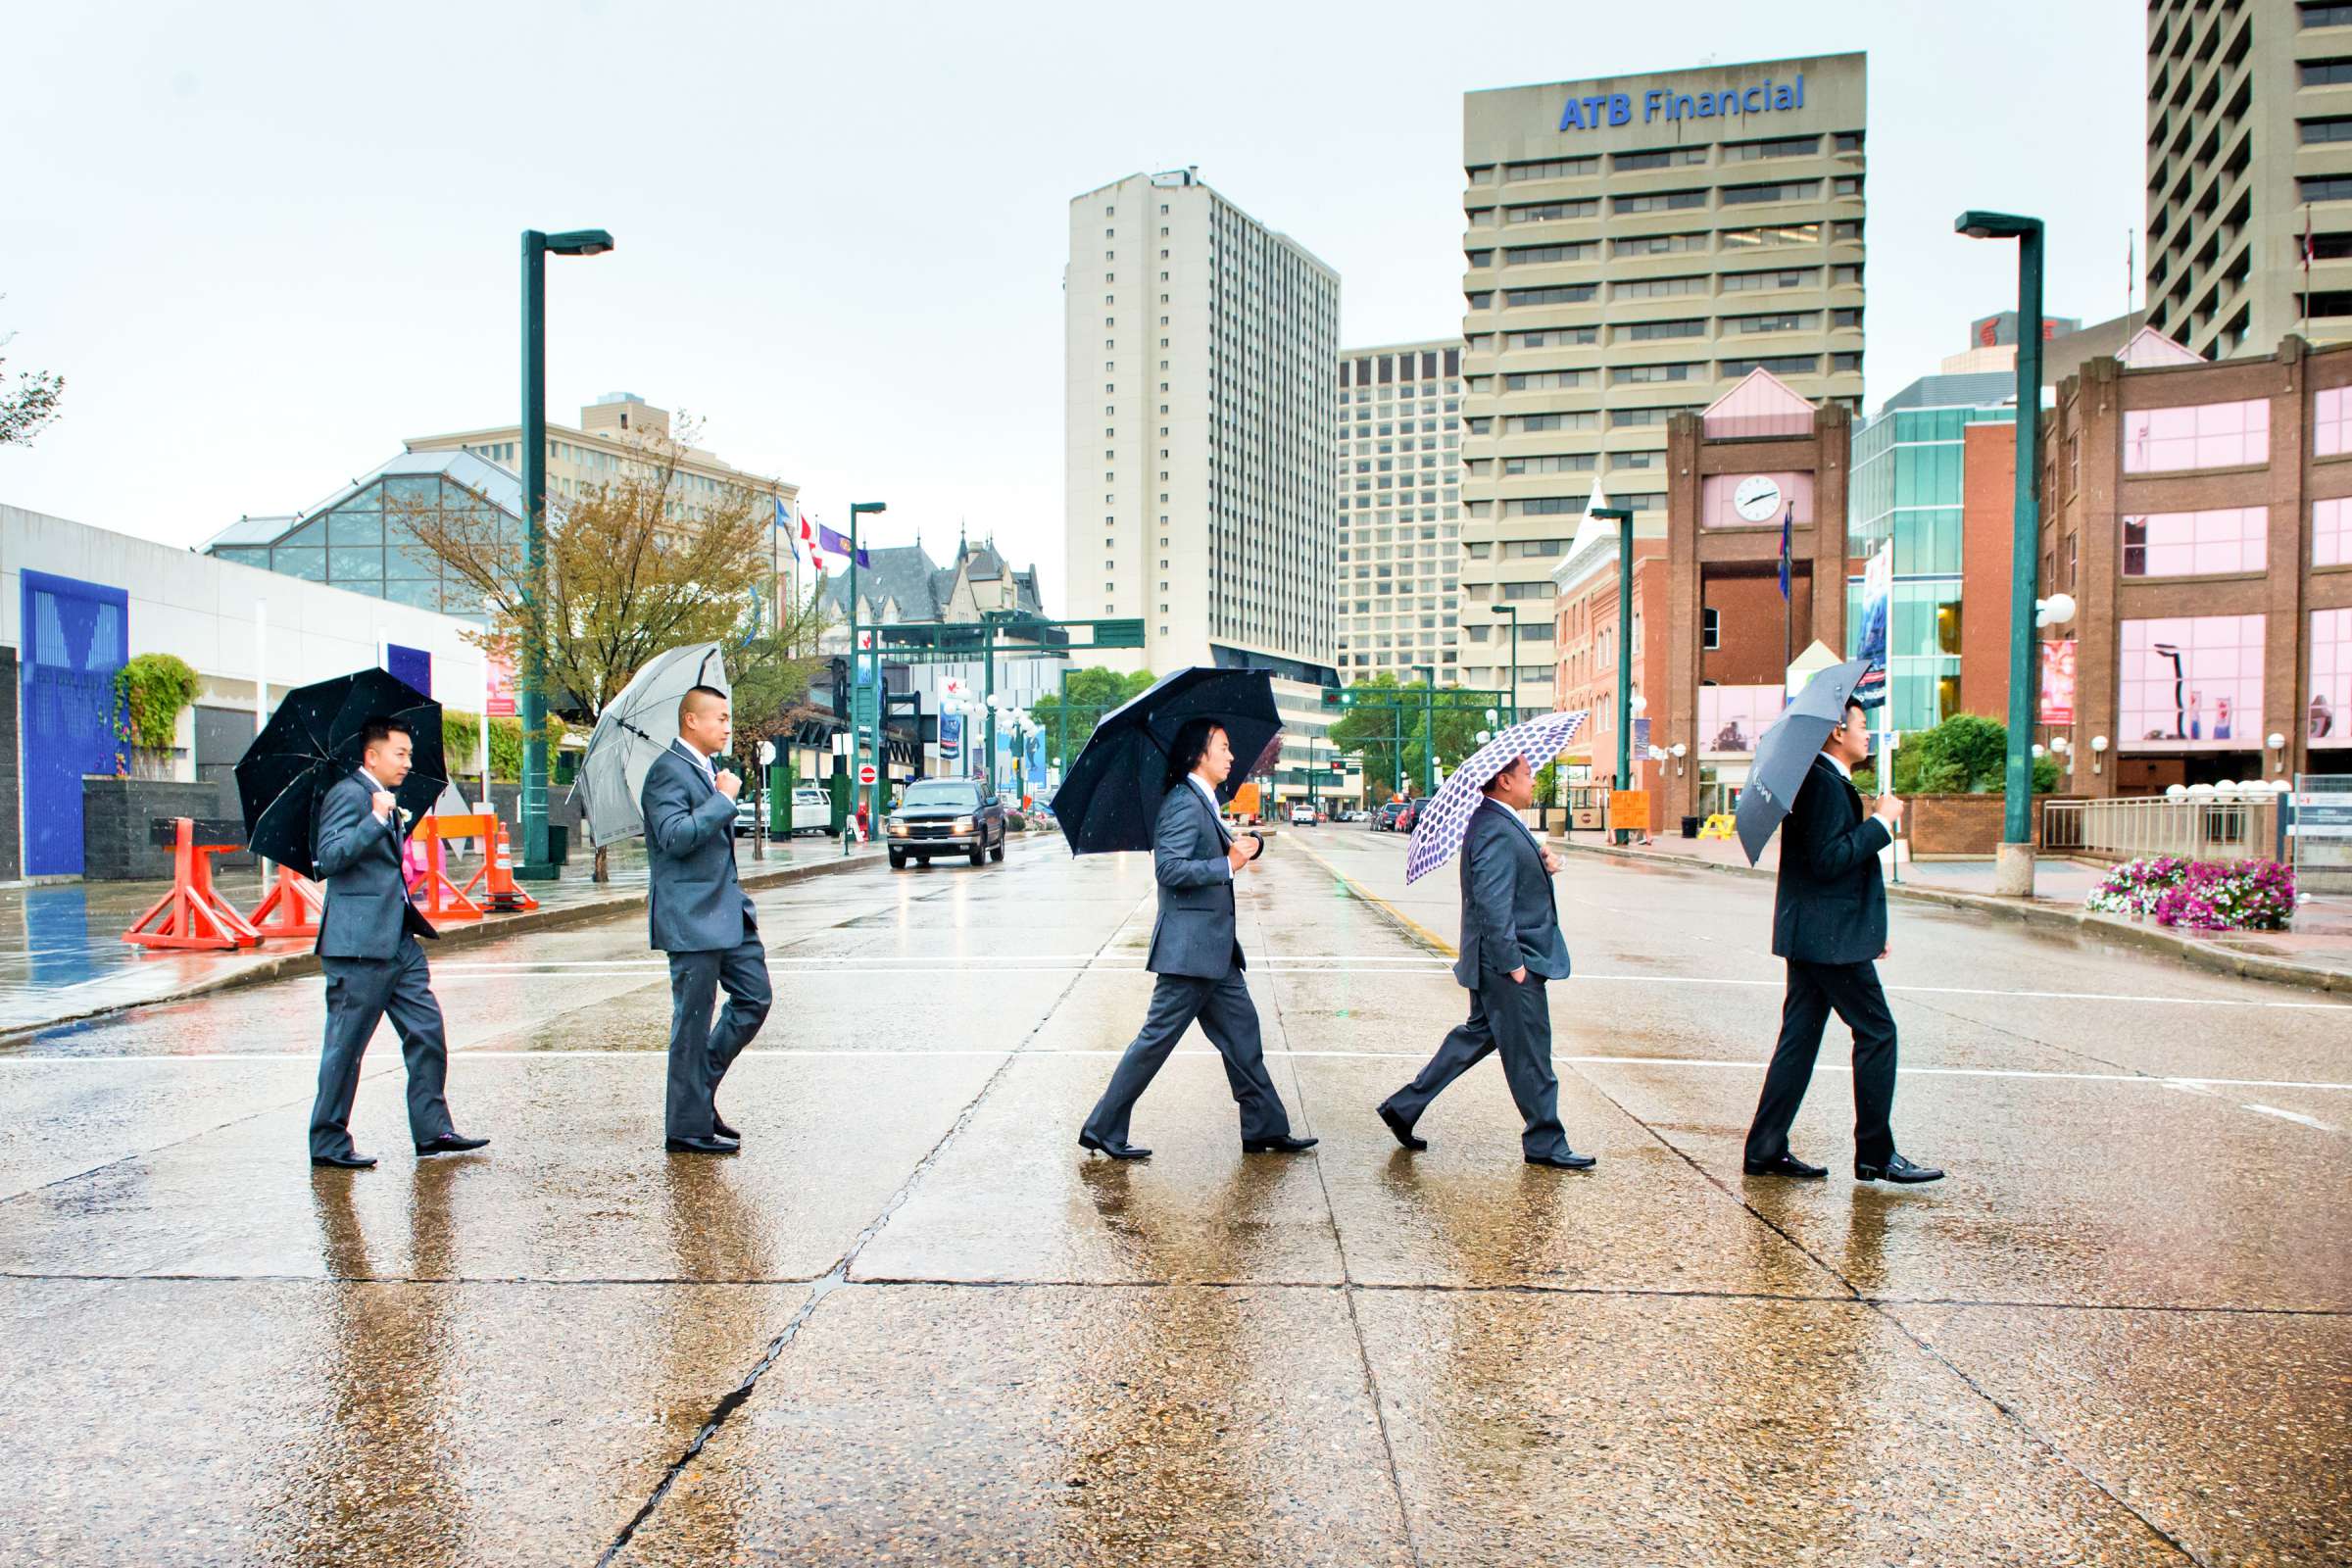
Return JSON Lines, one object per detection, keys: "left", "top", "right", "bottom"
{"left": 2084, "top": 857, "right": 2297, "bottom": 931}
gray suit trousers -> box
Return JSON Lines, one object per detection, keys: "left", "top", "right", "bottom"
{"left": 311, "top": 938, "right": 456, "bottom": 1158}
{"left": 1083, "top": 971, "right": 1291, "bottom": 1146}
{"left": 664, "top": 932, "right": 772, "bottom": 1139}
{"left": 1383, "top": 974, "right": 1569, "bottom": 1158}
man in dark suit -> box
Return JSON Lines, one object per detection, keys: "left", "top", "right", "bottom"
{"left": 643, "top": 684, "right": 771, "bottom": 1155}
{"left": 1378, "top": 755, "right": 1591, "bottom": 1169}
{"left": 1078, "top": 718, "right": 1315, "bottom": 1161}
{"left": 308, "top": 718, "right": 488, "bottom": 1169}
{"left": 1742, "top": 698, "right": 1943, "bottom": 1184}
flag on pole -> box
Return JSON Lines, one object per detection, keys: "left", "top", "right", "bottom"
{"left": 774, "top": 497, "right": 802, "bottom": 565}
{"left": 816, "top": 522, "right": 871, "bottom": 569}
{"left": 800, "top": 511, "right": 827, "bottom": 573}
{"left": 1777, "top": 506, "right": 1792, "bottom": 601}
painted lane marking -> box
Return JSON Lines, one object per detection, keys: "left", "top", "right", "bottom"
{"left": 4, "top": 1051, "right": 2349, "bottom": 1094}
{"left": 2241, "top": 1103, "right": 2339, "bottom": 1131}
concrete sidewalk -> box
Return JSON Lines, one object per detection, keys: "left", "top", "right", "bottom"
{"left": 0, "top": 834, "right": 881, "bottom": 1040}
{"left": 1546, "top": 827, "right": 2352, "bottom": 992}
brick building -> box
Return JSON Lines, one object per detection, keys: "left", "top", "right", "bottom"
{"left": 1549, "top": 524, "right": 1667, "bottom": 801}
{"left": 1654, "top": 371, "right": 1853, "bottom": 827}
{"left": 2038, "top": 333, "right": 2352, "bottom": 795}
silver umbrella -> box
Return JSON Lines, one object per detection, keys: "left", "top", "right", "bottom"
{"left": 571, "top": 642, "right": 731, "bottom": 848}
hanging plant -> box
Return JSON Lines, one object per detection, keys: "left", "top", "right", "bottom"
{"left": 112, "top": 653, "right": 201, "bottom": 752}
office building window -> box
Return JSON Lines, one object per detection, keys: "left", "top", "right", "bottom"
{"left": 2318, "top": 386, "right": 2352, "bottom": 456}
{"left": 2119, "top": 616, "right": 2265, "bottom": 748}
{"left": 1702, "top": 607, "right": 1720, "bottom": 649}
{"left": 1505, "top": 200, "right": 1600, "bottom": 222}
{"left": 1722, "top": 180, "right": 1818, "bottom": 205}
{"left": 1724, "top": 134, "right": 1819, "bottom": 162}
{"left": 1614, "top": 232, "right": 1707, "bottom": 257}
{"left": 1502, "top": 156, "right": 1599, "bottom": 180}
{"left": 1723, "top": 268, "right": 1817, "bottom": 291}
{"left": 2315, "top": 497, "right": 2352, "bottom": 566}
{"left": 1615, "top": 146, "right": 1707, "bottom": 171}
{"left": 1617, "top": 275, "right": 1706, "bottom": 299}
{"left": 1724, "top": 311, "right": 1819, "bottom": 334}
{"left": 2121, "top": 399, "right": 2270, "bottom": 472}
{"left": 2313, "top": 608, "right": 2352, "bottom": 747}
{"left": 1616, "top": 189, "right": 1707, "bottom": 214}
{"left": 1624, "top": 318, "right": 1705, "bottom": 341}
{"left": 1505, "top": 243, "right": 1598, "bottom": 265}
{"left": 2303, "top": 57, "right": 2352, "bottom": 85}
{"left": 2121, "top": 508, "right": 2268, "bottom": 577}
{"left": 1614, "top": 363, "right": 1698, "bottom": 384}
{"left": 1505, "top": 284, "right": 1598, "bottom": 306}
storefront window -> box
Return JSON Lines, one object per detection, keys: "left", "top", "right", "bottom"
{"left": 2312, "top": 608, "right": 2351, "bottom": 749}
{"left": 2118, "top": 615, "right": 2265, "bottom": 749}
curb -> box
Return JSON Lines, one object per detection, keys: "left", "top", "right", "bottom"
{"left": 3, "top": 850, "right": 883, "bottom": 1043}
{"left": 1546, "top": 837, "right": 2347, "bottom": 997}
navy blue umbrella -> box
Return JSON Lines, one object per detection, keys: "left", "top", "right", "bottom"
{"left": 1054, "top": 667, "right": 1283, "bottom": 856}
{"left": 235, "top": 667, "right": 444, "bottom": 879}
{"left": 1734, "top": 658, "right": 1874, "bottom": 866}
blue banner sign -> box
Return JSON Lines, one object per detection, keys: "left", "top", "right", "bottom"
{"left": 1561, "top": 74, "right": 1805, "bottom": 130}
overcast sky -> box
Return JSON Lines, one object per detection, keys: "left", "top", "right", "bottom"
{"left": 3, "top": 1, "right": 2143, "bottom": 614}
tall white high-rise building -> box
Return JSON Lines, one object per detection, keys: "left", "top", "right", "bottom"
{"left": 1457, "top": 55, "right": 1867, "bottom": 714}
{"left": 1063, "top": 169, "right": 1345, "bottom": 802}
{"left": 1335, "top": 339, "right": 1467, "bottom": 683}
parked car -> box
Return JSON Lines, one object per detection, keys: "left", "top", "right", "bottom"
{"left": 1375, "top": 801, "right": 1413, "bottom": 832}
{"left": 733, "top": 796, "right": 759, "bottom": 836}
{"left": 1288, "top": 802, "right": 1318, "bottom": 826}
{"left": 789, "top": 787, "right": 833, "bottom": 836}
{"left": 996, "top": 792, "right": 1030, "bottom": 832}
{"left": 886, "top": 778, "right": 1007, "bottom": 870}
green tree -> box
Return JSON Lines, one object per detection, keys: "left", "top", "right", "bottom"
{"left": 1328, "top": 674, "right": 1486, "bottom": 799}
{"left": 1853, "top": 711, "right": 2059, "bottom": 795}
{"left": 1033, "top": 666, "right": 1156, "bottom": 768}
{"left": 0, "top": 308, "right": 65, "bottom": 447}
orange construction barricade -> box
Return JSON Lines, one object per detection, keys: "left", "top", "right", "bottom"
{"left": 460, "top": 817, "right": 539, "bottom": 912}
{"left": 248, "top": 862, "right": 325, "bottom": 939}
{"left": 122, "top": 818, "right": 263, "bottom": 952}
{"left": 404, "top": 813, "right": 489, "bottom": 922}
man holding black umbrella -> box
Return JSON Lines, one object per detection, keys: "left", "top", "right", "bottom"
{"left": 1078, "top": 717, "right": 1314, "bottom": 1161}
{"left": 308, "top": 719, "right": 487, "bottom": 1170}
{"left": 1741, "top": 697, "right": 1942, "bottom": 1185}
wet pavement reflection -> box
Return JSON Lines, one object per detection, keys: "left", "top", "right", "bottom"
{"left": 0, "top": 831, "right": 2343, "bottom": 1563}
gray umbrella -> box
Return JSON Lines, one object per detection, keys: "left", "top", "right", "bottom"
{"left": 572, "top": 642, "right": 731, "bottom": 848}
{"left": 1734, "top": 658, "right": 1876, "bottom": 866}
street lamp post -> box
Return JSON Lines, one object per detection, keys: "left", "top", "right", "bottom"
{"left": 1588, "top": 506, "right": 1636, "bottom": 842}
{"left": 846, "top": 500, "right": 887, "bottom": 852}
{"left": 1489, "top": 608, "right": 1521, "bottom": 726}
{"left": 1956, "top": 210, "right": 2045, "bottom": 897}
{"left": 1413, "top": 664, "right": 1438, "bottom": 799}
{"left": 515, "top": 226, "right": 613, "bottom": 881}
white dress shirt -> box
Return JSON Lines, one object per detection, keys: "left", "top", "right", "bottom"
{"left": 675, "top": 737, "right": 718, "bottom": 787}
{"left": 1823, "top": 752, "right": 1898, "bottom": 830}
{"left": 1190, "top": 772, "right": 1234, "bottom": 878}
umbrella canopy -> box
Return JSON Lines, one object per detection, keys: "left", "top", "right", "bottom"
{"left": 1401, "top": 711, "right": 1588, "bottom": 885}
{"left": 235, "top": 667, "right": 445, "bottom": 880}
{"left": 1733, "top": 657, "right": 1876, "bottom": 865}
{"left": 1054, "top": 667, "right": 1283, "bottom": 856}
{"left": 573, "top": 642, "right": 732, "bottom": 849}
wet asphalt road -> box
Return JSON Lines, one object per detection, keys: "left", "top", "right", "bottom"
{"left": 0, "top": 829, "right": 2345, "bottom": 1566}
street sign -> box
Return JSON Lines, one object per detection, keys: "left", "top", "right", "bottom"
{"left": 758, "top": 740, "right": 776, "bottom": 766}
{"left": 858, "top": 762, "right": 878, "bottom": 786}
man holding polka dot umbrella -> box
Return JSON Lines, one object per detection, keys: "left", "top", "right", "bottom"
{"left": 1379, "top": 712, "right": 1592, "bottom": 1169}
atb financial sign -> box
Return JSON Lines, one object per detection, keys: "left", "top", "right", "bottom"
{"left": 1558, "top": 73, "right": 1808, "bottom": 131}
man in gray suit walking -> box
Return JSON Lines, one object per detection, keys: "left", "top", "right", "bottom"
{"left": 1377, "top": 755, "right": 1592, "bottom": 1169}
{"left": 643, "top": 684, "right": 771, "bottom": 1155}
{"left": 1078, "top": 718, "right": 1316, "bottom": 1161}
{"left": 308, "top": 718, "right": 488, "bottom": 1169}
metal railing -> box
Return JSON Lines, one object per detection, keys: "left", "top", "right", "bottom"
{"left": 2039, "top": 794, "right": 2281, "bottom": 861}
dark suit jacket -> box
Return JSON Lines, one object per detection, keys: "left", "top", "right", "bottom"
{"left": 1147, "top": 780, "right": 1244, "bottom": 980}
{"left": 1772, "top": 755, "right": 1892, "bottom": 965}
{"left": 642, "top": 740, "right": 751, "bottom": 954}
{"left": 313, "top": 771, "right": 436, "bottom": 960}
{"left": 1453, "top": 798, "right": 1571, "bottom": 989}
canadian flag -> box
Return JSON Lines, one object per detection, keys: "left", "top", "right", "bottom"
{"left": 800, "top": 511, "right": 827, "bottom": 572}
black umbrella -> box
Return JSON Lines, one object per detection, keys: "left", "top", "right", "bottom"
{"left": 1054, "top": 667, "right": 1283, "bottom": 856}
{"left": 1734, "top": 658, "right": 1875, "bottom": 866}
{"left": 235, "top": 667, "right": 446, "bottom": 879}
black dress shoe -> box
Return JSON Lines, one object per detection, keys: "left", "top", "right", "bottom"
{"left": 712, "top": 1114, "right": 740, "bottom": 1142}
{"left": 1243, "top": 1134, "right": 1319, "bottom": 1154}
{"left": 1078, "top": 1132, "right": 1151, "bottom": 1160}
{"left": 665, "top": 1135, "right": 741, "bottom": 1155}
{"left": 1855, "top": 1152, "right": 1945, "bottom": 1184}
{"left": 1525, "top": 1150, "right": 1597, "bottom": 1171}
{"left": 416, "top": 1133, "right": 490, "bottom": 1157}
{"left": 311, "top": 1151, "right": 377, "bottom": 1170}
{"left": 1743, "top": 1152, "right": 1828, "bottom": 1179}
{"left": 1378, "top": 1104, "right": 1428, "bottom": 1152}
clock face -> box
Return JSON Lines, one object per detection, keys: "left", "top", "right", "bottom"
{"left": 1734, "top": 474, "right": 1784, "bottom": 523}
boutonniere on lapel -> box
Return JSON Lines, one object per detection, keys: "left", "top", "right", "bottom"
{"left": 398, "top": 807, "right": 415, "bottom": 831}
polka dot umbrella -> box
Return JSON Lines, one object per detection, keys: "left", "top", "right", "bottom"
{"left": 1402, "top": 710, "right": 1589, "bottom": 885}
